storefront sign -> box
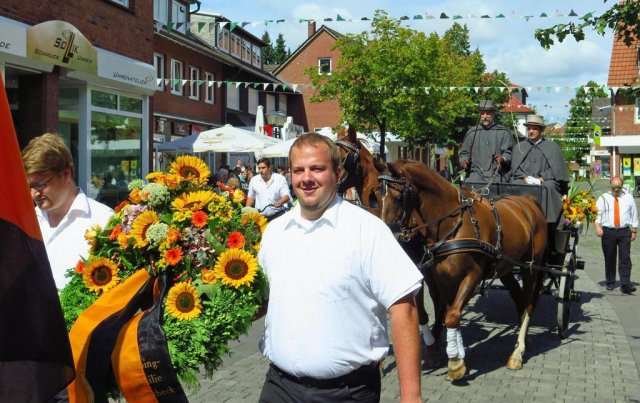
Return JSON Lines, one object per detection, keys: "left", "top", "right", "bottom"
{"left": 98, "top": 48, "right": 156, "bottom": 91}
{"left": 27, "top": 20, "right": 97, "bottom": 74}
{"left": 623, "top": 157, "right": 632, "bottom": 176}
{"left": 0, "top": 20, "right": 27, "bottom": 57}
{"left": 590, "top": 149, "right": 610, "bottom": 156}
{"left": 172, "top": 122, "right": 189, "bottom": 136}
{"left": 634, "top": 158, "right": 640, "bottom": 176}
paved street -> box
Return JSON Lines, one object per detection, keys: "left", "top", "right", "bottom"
{"left": 188, "top": 200, "right": 640, "bottom": 402}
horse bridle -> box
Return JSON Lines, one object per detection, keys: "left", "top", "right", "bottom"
{"left": 335, "top": 139, "right": 363, "bottom": 195}
{"left": 378, "top": 174, "right": 417, "bottom": 235}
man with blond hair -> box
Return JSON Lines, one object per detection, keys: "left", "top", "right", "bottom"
{"left": 22, "top": 133, "right": 113, "bottom": 290}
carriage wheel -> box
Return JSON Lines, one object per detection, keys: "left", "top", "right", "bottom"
{"left": 557, "top": 252, "right": 576, "bottom": 339}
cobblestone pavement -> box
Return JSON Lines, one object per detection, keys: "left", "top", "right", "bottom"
{"left": 189, "top": 213, "right": 640, "bottom": 402}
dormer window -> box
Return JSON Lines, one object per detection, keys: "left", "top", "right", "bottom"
{"left": 318, "top": 58, "right": 332, "bottom": 75}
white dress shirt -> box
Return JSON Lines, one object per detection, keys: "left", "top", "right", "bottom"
{"left": 247, "top": 172, "right": 290, "bottom": 216}
{"left": 258, "top": 196, "right": 423, "bottom": 379}
{"left": 595, "top": 190, "right": 638, "bottom": 229}
{"left": 36, "top": 189, "right": 114, "bottom": 290}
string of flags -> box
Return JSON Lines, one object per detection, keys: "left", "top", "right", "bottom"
{"left": 170, "top": 9, "right": 590, "bottom": 32}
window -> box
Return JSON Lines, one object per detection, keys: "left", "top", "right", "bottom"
{"left": 153, "top": 0, "right": 168, "bottom": 24}
{"left": 217, "top": 28, "right": 229, "bottom": 53}
{"left": 230, "top": 34, "right": 241, "bottom": 58}
{"left": 278, "top": 94, "right": 287, "bottom": 115}
{"left": 189, "top": 66, "right": 200, "bottom": 100}
{"left": 154, "top": 53, "right": 165, "bottom": 90}
{"left": 252, "top": 46, "right": 261, "bottom": 68}
{"left": 242, "top": 39, "right": 251, "bottom": 62}
{"left": 110, "top": 0, "right": 130, "bottom": 7}
{"left": 266, "top": 94, "right": 275, "bottom": 113}
{"left": 171, "top": 59, "right": 183, "bottom": 95}
{"left": 318, "top": 58, "right": 332, "bottom": 75}
{"left": 205, "top": 72, "right": 215, "bottom": 104}
{"left": 248, "top": 89, "right": 258, "bottom": 113}
{"left": 172, "top": 0, "right": 187, "bottom": 34}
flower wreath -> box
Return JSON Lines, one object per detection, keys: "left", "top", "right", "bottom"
{"left": 60, "top": 155, "right": 267, "bottom": 398}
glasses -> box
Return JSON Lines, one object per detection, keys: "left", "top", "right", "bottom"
{"left": 29, "top": 175, "right": 55, "bottom": 192}
{"left": 611, "top": 186, "right": 622, "bottom": 191}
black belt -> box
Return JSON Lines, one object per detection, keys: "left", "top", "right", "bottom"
{"left": 269, "top": 362, "right": 379, "bottom": 389}
{"left": 603, "top": 226, "right": 630, "bottom": 231}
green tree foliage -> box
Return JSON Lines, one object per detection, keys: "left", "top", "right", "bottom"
{"left": 306, "top": 13, "right": 493, "bottom": 159}
{"left": 272, "top": 33, "right": 288, "bottom": 65}
{"left": 261, "top": 30, "right": 274, "bottom": 65}
{"left": 547, "top": 81, "right": 607, "bottom": 162}
{"left": 535, "top": 0, "right": 640, "bottom": 49}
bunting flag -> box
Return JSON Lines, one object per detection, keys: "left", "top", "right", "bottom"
{"left": 0, "top": 75, "right": 75, "bottom": 400}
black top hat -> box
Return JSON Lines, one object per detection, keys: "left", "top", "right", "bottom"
{"left": 478, "top": 99, "right": 497, "bottom": 111}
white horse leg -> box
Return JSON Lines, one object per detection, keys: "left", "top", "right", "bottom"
{"left": 507, "top": 311, "right": 530, "bottom": 370}
{"left": 446, "top": 328, "right": 459, "bottom": 359}
{"left": 420, "top": 324, "right": 435, "bottom": 346}
{"left": 444, "top": 327, "right": 466, "bottom": 381}
{"left": 456, "top": 329, "right": 465, "bottom": 359}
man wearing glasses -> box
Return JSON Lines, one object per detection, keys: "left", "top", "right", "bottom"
{"left": 22, "top": 133, "right": 113, "bottom": 291}
{"left": 594, "top": 177, "right": 638, "bottom": 294}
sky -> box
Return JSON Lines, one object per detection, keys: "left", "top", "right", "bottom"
{"left": 199, "top": 0, "right": 615, "bottom": 124}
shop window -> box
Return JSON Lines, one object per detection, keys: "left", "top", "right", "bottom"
{"left": 91, "top": 90, "right": 118, "bottom": 109}
{"left": 318, "top": 58, "right": 332, "bottom": 75}
{"left": 171, "top": 59, "right": 183, "bottom": 95}
{"left": 153, "top": 0, "right": 168, "bottom": 24}
{"left": 205, "top": 72, "right": 215, "bottom": 104}
{"left": 189, "top": 66, "right": 200, "bottom": 100}
{"left": 120, "top": 97, "right": 142, "bottom": 114}
{"left": 154, "top": 53, "right": 165, "bottom": 90}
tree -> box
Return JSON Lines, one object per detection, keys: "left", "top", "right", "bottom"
{"left": 261, "top": 30, "right": 274, "bottom": 65}
{"left": 547, "top": 81, "right": 607, "bottom": 162}
{"left": 306, "top": 13, "right": 487, "bottom": 161}
{"left": 535, "top": 0, "right": 640, "bottom": 49}
{"left": 272, "top": 33, "right": 288, "bottom": 65}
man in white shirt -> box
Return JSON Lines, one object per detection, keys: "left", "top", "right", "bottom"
{"left": 22, "top": 133, "right": 113, "bottom": 291}
{"left": 594, "top": 176, "right": 638, "bottom": 294}
{"left": 258, "top": 133, "right": 423, "bottom": 402}
{"left": 246, "top": 158, "right": 290, "bottom": 220}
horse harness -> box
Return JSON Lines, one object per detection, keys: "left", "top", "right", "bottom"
{"left": 335, "top": 139, "right": 363, "bottom": 196}
{"left": 378, "top": 174, "right": 534, "bottom": 277}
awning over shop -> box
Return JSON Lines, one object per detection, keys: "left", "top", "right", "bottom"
{"left": 599, "top": 135, "right": 640, "bottom": 153}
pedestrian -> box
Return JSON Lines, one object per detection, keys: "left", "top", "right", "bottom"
{"left": 510, "top": 114, "right": 570, "bottom": 222}
{"left": 594, "top": 176, "right": 638, "bottom": 294}
{"left": 459, "top": 99, "right": 514, "bottom": 183}
{"left": 257, "top": 132, "right": 423, "bottom": 402}
{"left": 21, "top": 133, "right": 114, "bottom": 290}
{"left": 246, "top": 158, "right": 290, "bottom": 220}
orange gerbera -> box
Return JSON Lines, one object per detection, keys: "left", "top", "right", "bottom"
{"left": 75, "top": 260, "right": 85, "bottom": 274}
{"left": 165, "top": 248, "right": 183, "bottom": 266}
{"left": 129, "top": 188, "right": 143, "bottom": 204}
{"left": 114, "top": 200, "right": 129, "bottom": 213}
{"left": 192, "top": 210, "right": 208, "bottom": 228}
{"left": 227, "top": 231, "right": 245, "bottom": 249}
{"left": 201, "top": 268, "right": 217, "bottom": 284}
{"left": 109, "top": 224, "right": 123, "bottom": 241}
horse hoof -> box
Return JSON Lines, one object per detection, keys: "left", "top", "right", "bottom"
{"left": 424, "top": 346, "right": 442, "bottom": 369}
{"left": 444, "top": 358, "right": 466, "bottom": 381}
{"left": 506, "top": 355, "right": 523, "bottom": 370}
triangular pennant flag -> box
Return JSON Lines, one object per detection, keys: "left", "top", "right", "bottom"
{"left": 157, "top": 78, "right": 163, "bottom": 86}
{"left": 282, "top": 84, "right": 288, "bottom": 90}
{"left": 264, "top": 19, "right": 274, "bottom": 26}
{"left": 540, "top": 12, "right": 548, "bottom": 17}
{"left": 473, "top": 87, "right": 480, "bottom": 93}
{"left": 181, "top": 79, "right": 188, "bottom": 86}
{"left": 217, "top": 81, "right": 224, "bottom": 88}
{"left": 440, "top": 13, "right": 449, "bottom": 19}
{"left": 230, "top": 22, "right": 237, "bottom": 31}
{"left": 276, "top": 19, "right": 285, "bottom": 23}
{"left": 219, "top": 21, "right": 229, "bottom": 29}
{"left": 225, "top": 81, "right": 232, "bottom": 88}
{"left": 166, "top": 23, "right": 173, "bottom": 32}
{"left": 425, "top": 13, "right": 435, "bottom": 19}
{"left": 413, "top": 14, "right": 424, "bottom": 19}
{"left": 253, "top": 82, "right": 261, "bottom": 89}
{"left": 197, "top": 22, "right": 205, "bottom": 32}
{"left": 242, "top": 22, "right": 250, "bottom": 28}
{"left": 299, "top": 19, "right": 308, "bottom": 23}
{"left": 482, "top": 86, "right": 490, "bottom": 93}
{"left": 611, "top": 87, "right": 619, "bottom": 94}
{"left": 244, "top": 82, "right": 250, "bottom": 88}
{"left": 495, "top": 13, "right": 505, "bottom": 18}
{"left": 337, "top": 14, "right": 345, "bottom": 21}
{"left": 481, "top": 15, "right": 491, "bottom": 18}
{"left": 235, "top": 82, "right": 242, "bottom": 88}
{"left": 164, "top": 78, "right": 170, "bottom": 86}
{"left": 452, "top": 15, "right": 463, "bottom": 20}
{"left": 324, "top": 18, "right": 333, "bottom": 21}
{"left": 400, "top": 16, "right": 410, "bottom": 20}
{"left": 361, "top": 17, "right": 370, "bottom": 21}
{"left": 291, "top": 84, "right": 298, "bottom": 92}
{"left": 263, "top": 83, "right": 270, "bottom": 90}
{"left": 175, "top": 22, "right": 183, "bottom": 30}
{"left": 568, "top": 9, "right": 578, "bottom": 17}
{"left": 449, "top": 86, "right": 456, "bottom": 92}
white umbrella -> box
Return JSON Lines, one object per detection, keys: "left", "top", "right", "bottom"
{"left": 255, "top": 105, "right": 265, "bottom": 136}
{"left": 154, "top": 135, "right": 198, "bottom": 153}
{"left": 193, "top": 125, "right": 273, "bottom": 153}
{"left": 256, "top": 130, "right": 335, "bottom": 158}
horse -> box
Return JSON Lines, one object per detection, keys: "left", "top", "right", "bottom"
{"left": 334, "top": 125, "right": 385, "bottom": 215}
{"left": 333, "top": 126, "right": 444, "bottom": 358}
{"left": 379, "top": 159, "right": 548, "bottom": 381}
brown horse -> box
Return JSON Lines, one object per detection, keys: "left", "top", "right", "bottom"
{"left": 380, "top": 159, "right": 547, "bottom": 380}
{"left": 334, "top": 125, "right": 385, "bottom": 215}
{"left": 334, "top": 126, "right": 442, "bottom": 355}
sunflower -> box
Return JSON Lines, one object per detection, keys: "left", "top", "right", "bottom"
{"left": 83, "top": 258, "right": 120, "bottom": 293}
{"left": 130, "top": 210, "right": 160, "bottom": 248}
{"left": 164, "top": 247, "right": 183, "bottom": 266}
{"left": 226, "top": 231, "right": 245, "bottom": 249}
{"left": 166, "top": 282, "right": 202, "bottom": 320}
{"left": 192, "top": 210, "right": 208, "bottom": 228}
{"left": 169, "top": 155, "right": 210, "bottom": 185}
{"left": 241, "top": 210, "right": 268, "bottom": 235}
{"left": 213, "top": 249, "right": 258, "bottom": 289}
{"left": 172, "top": 190, "right": 216, "bottom": 213}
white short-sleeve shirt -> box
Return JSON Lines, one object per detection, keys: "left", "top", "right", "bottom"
{"left": 247, "top": 172, "right": 290, "bottom": 216}
{"left": 258, "top": 196, "right": 422, "bottom": 379}
{"left": 36, "top": 189, "right": 114, "bottom": 290}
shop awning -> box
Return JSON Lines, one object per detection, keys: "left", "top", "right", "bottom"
{"left": 599, "top": 135, "right": 640, "bottom": 153}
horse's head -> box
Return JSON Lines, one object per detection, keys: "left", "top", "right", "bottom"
{"left": 379, "top": 160, "right": 420, "bottom": 233}
{"left": 335, "top": 124, "right": 363, "bottom": 194}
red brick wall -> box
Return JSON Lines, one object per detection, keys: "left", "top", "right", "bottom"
{"left": 0, "top": 0, "right": 154, "bottom": 63}
{"left": 152, "top": 36, "right": 224, "bottom": 124}
{"left": 278, "top": 30, "right": 342, "bottom": 131}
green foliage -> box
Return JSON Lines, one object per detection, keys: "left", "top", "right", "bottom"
{"left": 272, "top": 33, "right": 288, "bottom": 65}
{"left": 536, "top": 1, "right": 640, "bottom": 49}
{"left": 261, "top": 30, "right": 273, "bottom": 65}
{"left": 306, "top": 13, "right": 497, "bottom": 158}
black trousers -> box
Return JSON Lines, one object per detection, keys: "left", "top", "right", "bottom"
{"left": 601, "top": 227, "right": 632, "bottom": 286}
{"left": 259, "top": 364, "right": 381, "bottom": 403}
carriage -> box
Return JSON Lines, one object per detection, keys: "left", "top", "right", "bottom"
{"left": 334, "top": 125, "right": 585, "bottom": 380}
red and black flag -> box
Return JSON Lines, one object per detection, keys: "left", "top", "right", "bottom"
{"left": 0, "top": 74, "right": 75, "bottom": 401}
